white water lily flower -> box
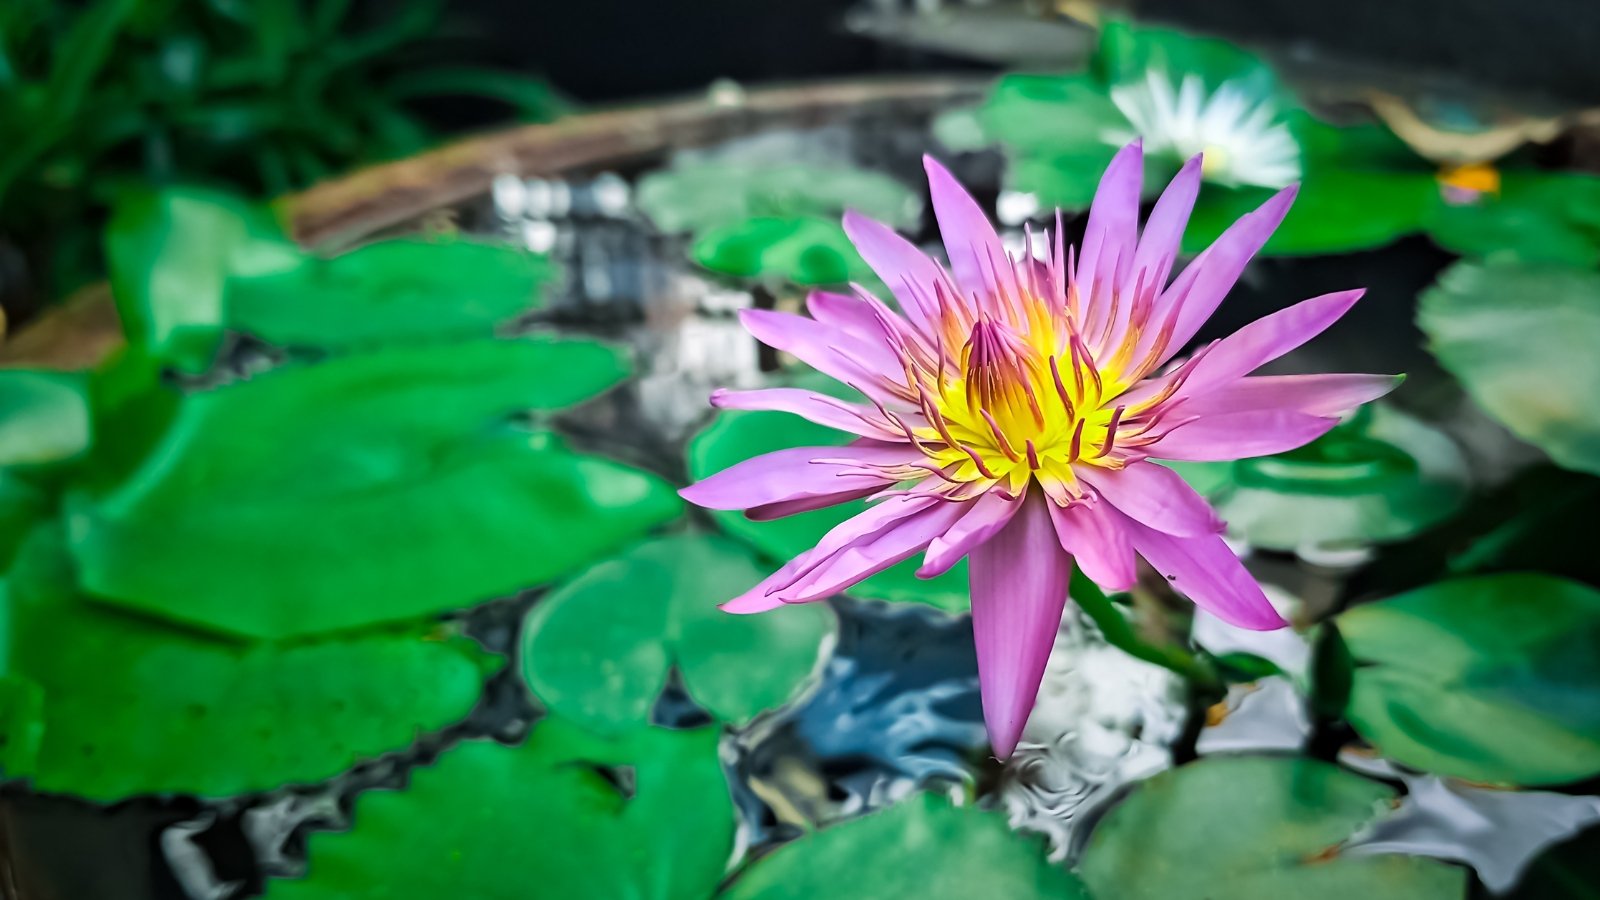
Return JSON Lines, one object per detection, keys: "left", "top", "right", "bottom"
{"left": 1109, "top": 70, "right": 1302, "bottom": 190}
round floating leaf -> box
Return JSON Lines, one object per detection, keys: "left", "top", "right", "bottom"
{"left": 73, "top": 432, "right": 682, "bottom": 640}
{"left": 228, "top": 238, "right": 555, "bottom": 349}
{"left": 1181, "top": 405, "right": 1467, "bottom": 555}
{"left": 1007, "top": 147, "right": 1125, "bottom": 213}
{"left": 722, "top": 792, "right": 1088, "bottom": 899}
{"left": 1420, "top": 261, "right": 1600, "bottom": 476}
{"left": 1426, "top": 171, "right": 1600, "bottom": 266}
{"left": 638, "top": 162, "right": 920, "bottom": 234}
{"left": 1337, "top": 574, "right": 1600, "bottom": 785}
{"left": 686, "top": 373, "right": 969, "bottom": 611}
{"left": 522, "top": 534, "right": 833, "bottom": 732}
{"left": 691, "top": 216, "right": 870, "bottom": 286}
{"left": 1080, "top": 756, "right": 1466, "bottom": 900}
{"left": 270, "top": 718, "right": 734, "bottom": 900}
{"left": 1, "top": 526, "right": 496, "bottom": 801}
{"left": 0, "top": 372, "right": 89, "bottom": 467}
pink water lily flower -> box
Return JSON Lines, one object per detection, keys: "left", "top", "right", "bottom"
{"left": 682, "top": 142, "right": 1399, "bottom": 758}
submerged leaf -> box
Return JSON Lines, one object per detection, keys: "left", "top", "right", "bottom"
{"left": 522, "top": 534, "right": 833, "bottom": 731}
{"left": 638, "top": 162, "right": 919, "bottom": 234}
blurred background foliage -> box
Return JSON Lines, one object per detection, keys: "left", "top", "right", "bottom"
{"left": 0, "top": 0, "right": 566, "bottom": 319}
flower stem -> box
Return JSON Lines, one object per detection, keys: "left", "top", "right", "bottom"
{"left": 1070, "top": 572, "right": 1220, "bottom": 689}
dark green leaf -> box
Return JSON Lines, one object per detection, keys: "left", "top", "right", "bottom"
{"left": 722, "top": 793, "right": 1089, "bottom": 900}
{"left": 271, "top": 719, "right": 734, "bottom": 900}
{"left": 1183, "top": 168, "right": 1434, "bottom": 256}
{"left": 1, "top": 525, "right": 497, "bottom": 801}
{"left": 522, "top": 534, "right": 833, "bottom": 732}
{"left": 1426, "top": 171, "right": 1600, "bottom": 266}
{"left": 1338, "top": 574, "right": 1600, "bottom": 785}
{"left": 1079, "top": 756, "right": 1466, "bottom": 900}
{"left": 1419, "top": 261, "right": 1600, "bottom": 476}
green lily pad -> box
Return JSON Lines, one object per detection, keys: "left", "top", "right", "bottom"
{"left": 691, "top": 216, "right": 870, "bottom": 286}
{"left": 1181, "top": 167, "right": 1436, "bottom": 256}
{"left": 0, "top": 526, "right": 497, "bottom": 801}
{"left": 1426, "top": 171, "right": 1600, "bottom": 266}
{"left": 0, "top": 471, "right": 52, "bottom": 569}
{"left": 0, "top": 371, "right": 89, "bottom": 468}
{"left": 1419, "top": 261, "right": 1600, "bottom": 476}
{"left": 1337, "top": 573, "right": 1600, "bottom": 786}
{"left": 721, "top": 792, "right": 1089, "bottom": 899}
{"left": 686, "top": 372, "right": 969, "bottom": 611}
{"left": 522, "top": 534, "right": 833, "bottom": 732}
{"left": 1079, "top": 756, "right": 1466, "bottom": 900}
{"left": 228, "top": 238, "right": 555, "bottom": 350}
{"left": 73, "top": 432, "right": 682, "bottom": 640}
{"left": 270, "top": 718, "right": 734, "bottom": 900}
{"left": 1177, "top": 405, "right": 1467, "bottom": 555}
{"left": 638, "top": 162, "right": 920, "bottom": 235}
{"left": 67, "top": 338, "right": 682, "bottom": 639}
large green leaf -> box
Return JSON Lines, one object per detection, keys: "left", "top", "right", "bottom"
{"left": 0, "top": 371, "right": 89, "bottom": 467}
{"left": 691, "top": 216, "right": 870, "bottom": 286}
{"left": 68, "top": 337, "right": 681, "bottom": 638}
{"left": 686, "top": 373, "right": 969, "bottom": 611}
{"left": 227, "top": 238, "right": 555, "bottom": 350}
{"left": 976, "top": 72, "right": 1126, "bottom": 158}
{"left": 1181, "top": 167, "right": 1435, "bottom": 256}
{"left": 270, "top": 719, "right": 734, "bottom": 900}
{"left": 0, "top": 526, "right": 496, "bottom": 801}
{"left": 1173, "top": 405, "right": 1467, "bottom": 554}
{"left": 721, "top": 792, "right": 1089, "bottom": 899}
{"left": 522, "top": 534, "right": 833, "bottom": 732}
{"left": 638, "top": 162, "right": 919, "bottom": 235}
{"left": 1419, "top": 261, "right": 1600, "bottom": 476}
{"left": 73, "top": 432, "right": 682, "bottom": 640}
{"left": 1079, "top": 757, "right": 1465, "bottom": 900}
{"left": 1337, "top": 574, "right": 1600, "bottom": 785}
{"left": 1426, "top": 171, "right": 1600, "bottom": 266}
